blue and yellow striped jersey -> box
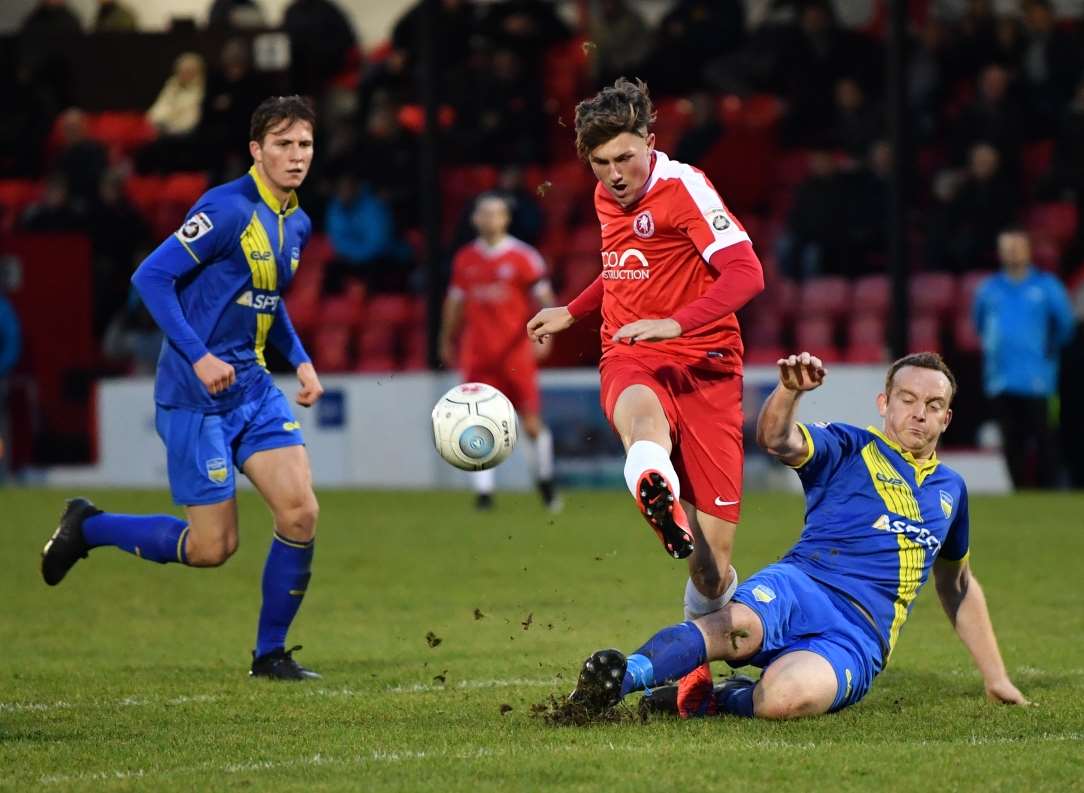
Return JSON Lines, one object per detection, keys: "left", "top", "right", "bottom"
{"left": 132, "top": 166, "right": 312, "bottom": 412}
{"left": 781, "top": 422, "right": 970, "bottom": 660}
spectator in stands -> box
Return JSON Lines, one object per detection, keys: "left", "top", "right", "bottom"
{"left": 94, "top": 0, "right": 138, "bottom": 32}
{"left": 207, "top": 0, "right": 267, "bottom": 30}
{"left": 0, "top": 58, "right": 58, "bottom": 177}
{"left": 357, "top": 102, "right": 419, "bottom": 228}
{"left": 673, "top": 92, "right": 724, "bottom": 167}
{"left": 20, "top": 173, "right": 86, "bottom": 232}
{"left": 907, "top": 18, "right": 953, "bottom": 142}
{"left": 283, "top": 0, "right": 359, "bottom": 96}
{"left": 587, "top": 0, "right": 650, "bottom": 87}
{"left": 955, "top": 0, "right": 999, "bottom": 78}
{"left": 53, "top": 108, "right": 107, "bottom": 205}
{"left": 1045, "top": 75, "right": 1084, "bottom": 202}
{"left": 777, "top": 150, "right": 849, "bottom": 281}
{"left": 829, "top": 77, "right": 882, "bottom": 158}
{"left": 196, "top": 38, "right": 263, "bottom": 178}
{"left": 479, "top": 0, "right": 570, "bottom": 63}
{"left": 102, "top": 291, "right": 162, "bottom": 376}
{"left": 146, "top": 53, "right": 205, "bottom": 137}
{"left": 952, "top": 64, "right": 1025, "bottom": 170}
{"left": 88, "top": 169, "right": 150, "bottom": 337}
{"left": 461, "top": 47, "right": 545, "bottom": 165}
{"left": 1020, "top": 0, "right": 1082, "bottom": 134}
{"left": 0, "top": 269, "right": 20, "bottom": 481}
{"left": 19, "top": 0, "right": 82, "bottom": 38}
{"left": 838, "top": 139, "right": 892, "bottom": 272}
{"left": 641, "top": 0, "right": 744, "bottom": 95}
{"left": 391, "top": 0, "right": 474, "bottom": 77}
{"left": 323, "top": 171, "right": 411, "bottom": 294}
{"left": 930, "top": 143, "right": 1019, "bottom": 272}
{"left": 972, "top": 228, "right": 1075, "bottom": 489}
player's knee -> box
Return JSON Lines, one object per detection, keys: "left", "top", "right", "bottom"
{"left": 754, "top": 680, "right": 825, "bottom": 720}
{"left": 276, "top": 494, "right": 319, "bottom": 542}
{"left": 187, "top": 534, "right": 237, "bottom": 567}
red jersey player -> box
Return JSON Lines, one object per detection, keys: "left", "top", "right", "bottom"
{"left": 528, "top": 78, "right": 764, "bottom": 640}
{"left": 441, "top": 192, "right": 561, "bottom": 512}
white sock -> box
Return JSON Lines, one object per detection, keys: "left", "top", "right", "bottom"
{"left": 624, "top": 440, "right": 680, "bottom": 501}
{"left": 524, "top": 426, "right": 555, "bottom": 482}
{"left": 683, "top": 567, "right": 739, "bottom": 621}
{"left": 472, "top": 468, "right": 496, "bottom": 494}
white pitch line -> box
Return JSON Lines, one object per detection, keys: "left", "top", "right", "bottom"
{"left": 0, "top": 678, "right": 562, "bottom": 714}
{"left": 29, "top": 734, "right": 1084, "bottom": 788}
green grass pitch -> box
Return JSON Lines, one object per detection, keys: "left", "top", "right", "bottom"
{"left": 2, "top": 488, "right": 1083, "bottom": 792}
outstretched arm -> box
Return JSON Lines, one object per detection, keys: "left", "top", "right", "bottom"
{"left": 933, "top": 558, "right": 1028, "bottom": 705}
{"left": 755, "top": 351, "right": 825, "bottom": 466}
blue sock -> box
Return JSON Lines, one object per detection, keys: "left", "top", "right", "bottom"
{"left": 83, "top": 513, "right": 189, "bottom": 564}
{"left": 620, "top": 621, "right": 707, "bottom": 696}
{"left": 716, "top": 678, "right": 757, "bottom": 717}
{"left": 255, "top": 532, "right": 314, "bottom": 658}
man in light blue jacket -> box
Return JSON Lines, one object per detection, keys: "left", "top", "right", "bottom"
{"left": 973, "top": 228, "right": 1075, "bottom": 488}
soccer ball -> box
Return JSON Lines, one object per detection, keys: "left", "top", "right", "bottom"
{"left": 431, "top": 383, "right": 518, "bottom": 471}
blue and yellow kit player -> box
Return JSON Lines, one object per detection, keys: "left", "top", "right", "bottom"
{"left": 569, "top": 351, "right": 1028, "bottom": 718}
{"left": 42, "top": 97, "right": 327, "bottom": 681}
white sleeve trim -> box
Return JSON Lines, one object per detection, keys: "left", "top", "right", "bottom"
{"left": 703, "top": 234, "right": 751, "bottom": 263}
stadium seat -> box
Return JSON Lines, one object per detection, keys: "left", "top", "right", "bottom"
{"left": 799, "top": 276, "right": 851, "bottom": 320}
{"left": 909, "top": 272, "right": 957, "bottom": 318}
{"left": 88, "top": 112, "right": 156, "bottom": 155}
{"left": 844, "top": 314, "right": 886, "bottom": 363}
{"left": 1027, "top": 202, "right": 1078, "bottom": 248}
{"left": 401, "top": 326, "right": 428, "bottom": 370}
{"left": 319, "top": 283, "right": 366, "bottom": 328}
{"left": 560, "top": 255, "right": 600, "bottom": 297}
{"left": 283, "top": 287, "right": 320, "bottom": 336}
{"left": 1021, "top": 139, "right": 1054, "bottom": 193}
{"left": 743, "top": 345, "right": 786, "bottom": 364}
{"left": 313, "top": 325, "right": 353, "bottom": 372}
{"left": 743, "top": 314, "right": 782, "bottom": 348}
{"left": 124, "top": 174, "right": 162, "bottom": 218}
{"left": 356, "top": 324, "right": 397, "bottom": 372}
{"left": 0, "top": 180, "right": 41, "bottom": 229}
{"left": 366, "top": 294, "right": 416, "bottom": 327}
{"left": 954, "top": 313, "right": 982, "bottom": 354}
{"left": 958, "top": 271, "right": 993, "bottom": 317}
{"left": 794, "top": 317, "right": 840, "bottom": 360}
{"left": 908, "top": 314, "right": 941, "bottom": 353}
{"left": 852, "top": 274, "right": 890, "bottom": 316}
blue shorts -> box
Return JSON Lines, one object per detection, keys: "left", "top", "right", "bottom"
{"left": 155, "top": 386, "right": 304, "bottom": 506}
{"left": 730, "top": 562, "right": 885, "bottom": 712}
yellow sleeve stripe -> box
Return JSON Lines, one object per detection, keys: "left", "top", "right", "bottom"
{"left": 938, "top": 550, "right": 970, "bottom": 566}
{"left": 177, "top": 236, "right": 201, "bottom": 264}
{"left": 786, "top": 422, "right": 816, "bottom": 469}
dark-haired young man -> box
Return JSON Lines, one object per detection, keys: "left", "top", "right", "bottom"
{"left": 41, "top": 96, "right": 325, "bottom": 681}
{"left": 569, "top": 352, "right": 1028, "bottom": 719}
{"left": 527, "top": 79, "right": 765, "bottom": 702}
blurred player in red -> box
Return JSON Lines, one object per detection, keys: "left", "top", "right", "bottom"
{"left": 442, "top": 192, "right": 561, "bottom": 512}
{"left": 528, "top": 78, "right": 764, "bottom": 658}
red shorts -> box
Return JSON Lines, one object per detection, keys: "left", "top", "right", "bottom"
{"left": 463, "top": 344, "right": 541, "bottom": 416}
{"left": 600, "top": 351, "right": 744, "bottom": 523}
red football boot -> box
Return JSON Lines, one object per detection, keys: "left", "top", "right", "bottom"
{"left": 636, "top": 471, "right": 694, "bottom": 559}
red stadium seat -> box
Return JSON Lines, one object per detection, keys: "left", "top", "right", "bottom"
{"left": 319, "top": 284, "right": 365, "bottom": 328}
{"left": 799, "top": 276, "right": 851, "bottom": 320}
{"left": 852, "top": 274, "right": 890, "bottom": 316}
{"left": 366, "top": 294, "right": 415, "bottom": 327}
{"left": 313, "top": 325, "right": 353, "bottom": 372}
{"left": 88, "top": 112, "right": 156, "bottom": 154}
{"left": 844, "top": 314, "right": 886, "bottom": 363}
{"left": 795, "top": 317, "right": 839, "bottom": 360}
{"left": 744, "top": 345, "right": 786, "bottom": 364}
{"left": 959, "top": 271, "right": 993, "bottom": 312}
{"left": 908, "top": 314, "right": 941, "bottom": 353}
{"left": 1021, "top": 140, "right": 1055, "bottom": 193}
{"left": 743, "top": 315, "right": 782, "bottom": 348}
{"left": 954, "top": 313, "right": 982, "bottom": 354}
{"left": 560, "top": 255, "right": 599, "bottom": 297}
{"left": 1027, "top": 202, "right": 1078, "bottom": 248}
{"left": 909, "top": 272, "right": 956, "bottom": 318}
{"left": 401, "top": 326, "right": 428, "bottom": 370}
{"left": 124, "top": 174, "right": 162, "bottom": 218}
{"left": 356, "top": 324, "right": 397, "bottom": 371}
{"left": 0, "top": 180, "right": 42, "bottom": 229}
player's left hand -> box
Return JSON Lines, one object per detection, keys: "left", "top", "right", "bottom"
{"left": 295, "top": 362, "right": 324, "bottom": 407}
{"left": 612, "top": 318, "right": 682, "bottom": 344}
{"left": 985, "top": 677, "right": 1029, "bottom": 706}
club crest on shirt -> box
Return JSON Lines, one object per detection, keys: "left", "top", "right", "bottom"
{"left": 706, "top": 208, "right": 731, "bottom": 232}
{"left": 177, "top": 212, "right": 214, "bottom": 243}
{"left": 632, "top": 210, "right": 655, "bottom": 239}
{"left": 939, "top": 490, "right": 954, "bottom": 519}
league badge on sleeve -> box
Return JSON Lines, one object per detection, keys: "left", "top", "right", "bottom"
{"left": 177, "top": 212, "right": 214, "bottom": 244}
{"left": 706, "top": 208, "right": 731, "bottom": 232}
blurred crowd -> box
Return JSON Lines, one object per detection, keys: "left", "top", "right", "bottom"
{"left": 2, "top": 0, "right": 1083, "bottom": 487}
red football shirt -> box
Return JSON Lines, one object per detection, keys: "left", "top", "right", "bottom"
{"left": 449, "top": 236, "right": 547, "bottom": 369}
{"left": 596, "top": 150, "right": 751, "bottom": 373}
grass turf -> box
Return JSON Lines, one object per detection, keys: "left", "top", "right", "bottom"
{"left": 2, "top": 488, "right": 1082, "bottom": 792}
